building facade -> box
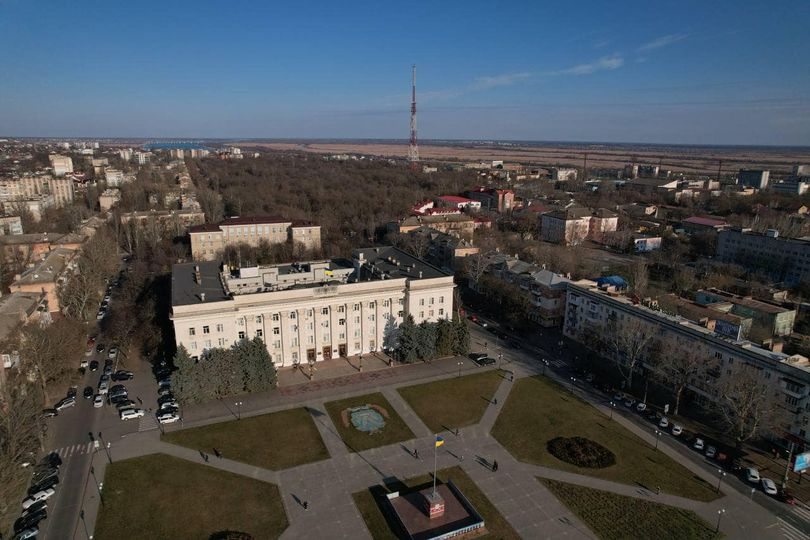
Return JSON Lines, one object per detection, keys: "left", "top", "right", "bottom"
{"left": 0, "top": 175, "right": 75, "bottom": 209}
{"left": 540, "top": 207, "right": 618, "bottom": 246}
{"left": 551, "top": 168, "right": 578, "bottom": 181}
{"left": 171, "top": 247, "right": 455, "bottom": 366}
{"left": 464, "top": 187, "right": 515, "bottom": 213}
{"left": 563, "top": 280, "right": 810, "bottom": 447}
{"left": 189, "top": 216, "right": 322, "bottom": 261}
{"left": 48, "top": 155, "right": 73, "bottom": 176}
{"left": 738, "top": 169, "right": 770, "bottom": 189}
{"left": 717, "top": 228, "right": 810, "bottom": 285}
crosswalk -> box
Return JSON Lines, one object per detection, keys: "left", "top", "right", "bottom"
{"left": 546, "top": 358, "right": 567, "bottom": 369}
{"left": 138, "top": 414, "right": 159, "bottom": 432}
{"left": 780, "top": 504, "right": 810, "bottom": 540}
{"left": 50, "top": 442, "right": 95, "bottom": 459}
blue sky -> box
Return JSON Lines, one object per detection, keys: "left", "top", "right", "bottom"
{"left": 0, "top": 0, "right": 808, "bottom": 145}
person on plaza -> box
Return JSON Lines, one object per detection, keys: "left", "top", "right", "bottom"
{"left": 303, "top": 501, "right": 309, "bottom": 510}
{"left": 493, "top": 460, "right": 499, "bottom": 472}
{"left": 414, "top": 448, "right": 419, "bottom": 459}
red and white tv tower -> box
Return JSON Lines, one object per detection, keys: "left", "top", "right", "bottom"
{"left": 408, "top": 64, "right": 419, "bottom": 170}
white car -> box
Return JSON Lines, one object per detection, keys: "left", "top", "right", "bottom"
{"left": 98, "top": 381, "right": 109, "bottom": 395}
{"left": 93, "top": 394, "right": 104, "bottom": 408}
{"left": 745, "top": 467, "right": 761, "bottom": 483}
{"left": 119, "top": 408, "right": 145, "bottom": 421}
{"left": 693, "top": 438, "right": 705, "bottom": 451}
{"left": 157, "top": 412, "right": 180, "bottom": 424}
{"left": 108, "top": 347, "right": 118, "bottom": 360}
{"left": 761, "top": 477, "right": 778, "bottom": 495}
{"left": 671, "top": 424, "right": 683, "bottom": 436}
{"left": 96, "top": 310, "right": 106, "bottom": 320}
{"left": 636, "top": 402, "right": 647, "bottom": 412}
{"left": 706, "top": 446, "right": 717, "bottom": 459}
{"left": 22, "top": 488, "right": 55, "bottom": 509}
{"left": 658, "top": 417, "right": 669, "bottom": 429}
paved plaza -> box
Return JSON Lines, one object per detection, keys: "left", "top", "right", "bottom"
{"left": 81, "top": 331, "right": 787, "bottom": 539}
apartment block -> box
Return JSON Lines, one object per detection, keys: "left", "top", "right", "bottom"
{"left": 464, "top": 187, "right": 515, "bottom": 213}
{"left": 0, "top": 175, "right": 75, "bottom": 209}
{"left": 434, "top": 195, "right": 482, "bottom": 211}
{"left": 171, "top": 247, "right": 454, "bottom": 366}
{"left": 10, "top": 247, "right": 77, "bottom": 313}
{"left": 717, "top": 228, "right": 810, "bottom": 285}
{"left": 540, "top": 206, "right": 618, "bottom": 245}
{"left": 104, "top": 168, "right": 124, "bottom": 187}
{"left": 738, "top": 169, "right": 770, "bottom": 189}
{"left": 563, "top": 280, "right": 810, "bottom": 447}
{"left": 189, "top": 216, "right": 322, "bottom": 261}
{"left": 48, "top": 154, "right": 73, "bottom": 176}
{"left": 551, "top": 168, "right": 578, "bottom": 181}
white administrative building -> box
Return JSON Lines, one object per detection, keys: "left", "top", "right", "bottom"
{"left": 171, "top": 246, "right": 455, "bottom": 366}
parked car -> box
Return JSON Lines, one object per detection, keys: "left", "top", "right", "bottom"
{"left": 158, "top": 386, "right": 173, "bottom": 397}
{"left": 108, "top": 347, "right": 118, "bottom": 360}
{"left": 83, "top": 386, "right": 94, "bottom": 399}
{"left": 12, "top": 527, "right": 39, "bottom": 540}
{"left": 624, "top": 398, "right": 636, "bottom": 408}
{"left": 15, "top": 508, "right": 46, "bottom": 532}
{"left": 40, "top": 453, "right": 61, "bottom": 468}
{"left": 21, "top": 488, "right": 55, "bottom": 509}
{"left": 54, "top": 397, "right": 75, "bottom": 411}
{"left": 613, "top": 392, "right": 625, "bottom": 402}
{"left": 28, "top": 476, "right": 58, "bottom": 495}
{"left": 30, "top": 470, "right": 57, "bottom": 487}
{"left": 777, "top": 489, "right": 797, "bottom": 505}
{"left": 671, "top": 424, "right": 683, "bottom": 436}
{"left": 119, "top": 408, "right": 145, "bottom": 421}
{"left": 96, "top": 310, "right": 106, "bottom": 320}
{"left": 658, "top": 417, "right": 669, "bottom": 429}
{"left": 100, "top": 373, "right": 110, "bottom": 383}
{"left": 158, "top": 393, "right": 176, "bottom": 406}
{"left": 103, "top": 365, "right": 113, "bottom": 376}
{"left": 745, "top": 467, "right": 761, "bottom": 483}
{"left": 89, "top": 360, "right": 99, "bottom": 372}
{"left": 636, "top": 402, "right": 647, "bottom": 412}
{"left": 96, "top": 344, "right": 105, "bottom": 353}
{"left": 115, "top": 399, "right": 137, "bottom": 410}
{"left": 19, "top": 501, "right": 47, "bottom": 518}
{"left": 93, "top": 394, "right": 104, "bottom": 408}
{"left": 157, "top": 412, "right": 180, "bottom": 424}
{"left": 112, "top": 370, "right": 133, "bottom": 381}
{"left": 761, "top": 478, "right": 778, "bottom": 496}
{"left": 41, "top": 409, "right": 58, "bottom": 419}
{"left": 472, "top": 356, "right": 496, "bottom": 366}
{"left": 705, "top": 446, "right": 717, "bottom": 459}
{"left": 693, "top": 438, "right": 705, "bottom": 451}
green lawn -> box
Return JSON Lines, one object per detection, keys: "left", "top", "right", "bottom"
{"left": 540, "top": 478, "right": 720, "bottom": 540}
{"left": 491, "top": 376, "right": 719, "bottom": 502}
{"left": 323, "top": 392, "right": 415, "bottom": 453}
{"left": 352, "top": 466, "right": 519, "bottom": 540}
{"left": 95, "top": 453, "right": 288, "bottom": 540}
{"left": 397, "top": 370, "right": 504, "bottom": 433}
{"left": 162, "top": 407, "right": 329, "bottom": 470}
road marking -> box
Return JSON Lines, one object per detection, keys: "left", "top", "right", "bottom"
{"left": 779, "top": 517, "right": 809, "bottom": 540}
{"left": 791, "top": 504, "right": 810, "bottom": 524}
{"left": 50, "top": 442, "right": 95, "bottom": 459}
{"left": 138, "top": 415, "right": 158, "bottom": 432}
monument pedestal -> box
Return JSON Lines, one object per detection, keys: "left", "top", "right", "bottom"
{"left": 423, "top": 491, "right": 445, "bottom": 519}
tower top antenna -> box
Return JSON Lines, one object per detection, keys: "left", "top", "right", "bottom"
{"left": 408, "top": 64, "right": 419, "bottom": 170}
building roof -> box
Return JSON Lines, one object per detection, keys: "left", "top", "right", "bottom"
{"left": 220, "top": 215, "right": 291, "bottom": 226}
{"left": 437, "top": 195, "right": 477, "bottom": 204}
{"left": 626, "top": 177, "right": 679, "bottom": 188}
{"left": 0, "top": 233, "right": 58, "bottom": 246}
{"left": 14, "top": 248, "right": 73, "bottom": 285}
{"left": 0, "top": 292, "right": 43, "bottom": 342}
{"left": 354, "top": 246, "right": 450, "bottom": 280}
{"left": 171, "top": 261, "right": 232, "bottom": 307}
{"left": 543, "top": 206, "right": 592, "bottom": 221}
{"left": 683, "top": 216, "right": 728, "bottom": 228}
{"left": 530, "top": 269, "right": 570, "bottom": 288}
{"left": 593, "top": 208, "right": 618, "bottom": 218}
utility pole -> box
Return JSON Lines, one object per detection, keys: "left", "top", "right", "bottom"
{"left": 716, "top": 159, "right": 723, "bottom": 184}
{"left": 408, "top": 65, "right": 419, "bottom": 170}
{"left": 782, "top": 441, "right": 795, "bottom": 490}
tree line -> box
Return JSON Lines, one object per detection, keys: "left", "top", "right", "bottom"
{"left": 395, "top": 316, "right": 470, "bottom": 363}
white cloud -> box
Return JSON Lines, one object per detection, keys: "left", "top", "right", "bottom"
{"left": 471, "top": 72, "right": 532, "bottom": 90}
{"left": 637, "top": 33, "right": 688, "bottom": 52}
{"left": 558, "top": 55, "right": 624, "bottom": 75}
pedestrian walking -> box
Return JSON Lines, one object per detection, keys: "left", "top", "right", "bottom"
{"left": 493, "top": 398, "right": 498, "bottom": 405}
{"left": 213, "top": 448, "right": 222, "bottom": 459}
{"left": 414, "top": 448, "right": 419, "bottom": 459}
{"left": 303, "top": 501, "right": 309, "bottom": 510}
{"left": 136, "top": 396, "right": 143, "bottom": 405}
{"left": 493, "top": 460, "right": 499, "bottom": 472}
{"left": 203, "top": 453, "right": 209, "bottom": 463}
{"left": 199, "top": 450, "right": 206, "bottom": 461}
{"left": 656, "top": 486, "right": 661, "bottom": 495}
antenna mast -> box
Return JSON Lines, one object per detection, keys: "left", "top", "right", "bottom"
{"left": 408, "top": 64, "right": 419, "bottom": 170}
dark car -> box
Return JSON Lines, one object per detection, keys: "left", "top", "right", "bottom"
{"left": 20, "top": 500, "right": 47, "bottom": 518}
{"left": 89, "top": 360, "right": 99, "bottom": 372}
{"left": 487, "top": 326, "right": 498, "bottom": 334}
{"left": 157, "top": 393, "right": 175, "bottom": 406}
{"left": 96, "top": 343, "right": 105, "bottom": 353}
{"left": 30, "top": 469, "right": 57, "bottom": 486}
{"left": 66, "top": 386, "right": 77, "bottom": 399}
{"left": 41, "top": 452, "right": 62, "bottom": 467}
{"left": 112, "top": 370, "right": 134, "bottom": 381}
{"left": 28, "top": 476, "right": 58, "bottom": 495}
{"left": 83, "top": 386, "right": 94, "bottom": 399}
{"left": 472, "top": 356, "right": 497, "bottom": 367}
{"left": 110, "top": 384, "right": 127, "bottom": 393}
{"left": 14, "top": 509, "right": 46, "bottom": 532}
{"left": 508, "top": 340, "right": 522, "bottom": 350}
{"left": 41, "top": 408, "right": 58, "bottom": 418}
{"left": 103, "top": 365, "right": 113, "bottom": 376}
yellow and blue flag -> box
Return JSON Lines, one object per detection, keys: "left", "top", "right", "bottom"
{"left": 435, "top": 435, "right": 444, "bottom": 448}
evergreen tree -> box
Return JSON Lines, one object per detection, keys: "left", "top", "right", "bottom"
{"left": 451, "top": 316, "right": 471, "bottom": 356}
{"left": 435, "top": 318, "right": 454, "bottom": 357}
{"left": 397, "top": 314, "right": 419, "bottom": 363}
{"left": 416, "top": 321, "right": 437, "bottom": 361}
{"left": 172, "top": 345, "right": 201, "bottom": 404}
{"left": 237, "top": 337, "right": 276, "bottom": 392}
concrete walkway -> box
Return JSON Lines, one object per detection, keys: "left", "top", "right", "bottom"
{"left": 86, "top": 340, "right": 786, "bottom": 540}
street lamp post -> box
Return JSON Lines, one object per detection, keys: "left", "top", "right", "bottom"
{"left": 750, "top": 488, "right": 756, "bottom": 500}
{"left": 569, "top": 376, "right": 576, "bottom": 393}
{"left": 235, "top": 401, "right": 243, "bottom": 420}
{"left": 91, "top": 465, "right": 104, "bottom": 506}
{"left": 457, "top": 361, "right": 463, "bottom": 378}
{"left": 716, "top": 469, "right": 727, "bottom": 493}
{"left": 609, "top": 401, "right": 616, "bottom": 420}
{"left": 715, "top": 509, "right": 725, "bottom": 533}
{"left": 542, "top": 359, "right": 549, "bottom": 375}
{"left": 98, "top": 432, "right": 111, "bottom": 464}
{"left": 498, "top": 352, "right": 503, "bottom": 369}
{"left": 654, "top": 430, "right": 661, "bottom": 451}
{"left": 359, "top": 353, "right": 363, "bottom": 372}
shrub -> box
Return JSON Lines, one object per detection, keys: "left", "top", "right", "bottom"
{"left": 547, "top": 437, "right": 616, "bottom": 469}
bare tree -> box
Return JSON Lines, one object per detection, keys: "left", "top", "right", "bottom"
{"left": 655, "top": 343, "right": 707, "bottom": 415}
{"left": 716, "top": 366, "right": 783, "bottom": 450}
{"left": 629, "top": 258, "right": 649, "bottom": 298}
{"left": 606, "top": 316, "right": 658, "bottom": 391}
{"left": 464, "top": 251, "right": 492, "bottom": 292}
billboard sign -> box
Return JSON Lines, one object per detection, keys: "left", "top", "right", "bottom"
{"left": 794, "top": 452, "right": 810, "bottom": 473}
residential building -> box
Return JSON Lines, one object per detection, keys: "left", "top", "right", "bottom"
{"left": 48, "top": 154, "right": 73, "bottom": 176}
{"left": 716, "top": 228, "right": 810, "bottom": 285}
{"left": 551, "top": 168, "right": 578, "bottom": 181}
{"left": 623, "top": 164, "right": 639, "bottom": 179}
{"left": 104, "top": 168, "right": 124, "bottom": 187}
{"left": 464, "top": 187, "right": 515, "bottom": 213}
{"left": 189, "top": 149, "right": 210, "bottom": 158}
{"left": 119, "top": 209, "right": 206, "bottom": 234}
{"left": 396, "top": 213, "right": 477, "bottom": 240}
{"left": 681, "top": 216, "right": 729, "bottom": 235}
{"left": 0, "top": 233, "right": 59, "bottom": 262}
{"left": 133, "top": 151, "right": 151, "bottom": 165}
{"left": 638, "top": 165, "right": 660, "bottom": 178}
{"left": 0, "top": 175, "right": 75, "bottom": 213}
{"left": 99, "top": 189, "right": 121, "bottom": 212}
{"left": 540, "top": 206, "right": 618, "bottom": 246}
{"left": 0, "top": 291, "right": 48, "bottom": 387}
{"left": 795, "top": 165, "right": 810, "bottom": 176}
{"left": 189, "top": 216, "right": 322, "bottom": 261}
{"left": 119, "top": 148, "right": 133, "bottom": 161}
{"left": 170, "top": 246, "right": 454, "bottom": 366}
{"left": 738, "top": 169, "right": 770, "bottom": 189}
{"left": 403, "top": 226, "right": 479, "bottom": 271}
{"left": 91, "top": 157, "right": 109, "bottom": 176}
{"left": 9, "top": 247, "right": 77, "bottom": 313}
{"left": 434, "top": 195, "right": 482, "bottom": 211}
{"left": 771, "top": 172, "right": 810, "bottom": 195}
{"left": 563, "top": 280, "right": 810, "bottom": 448}
{"left": 170, "top": 148, "right": 186, "bottom": 160}
{"left": 623, "top": 177, "right": 679, "bottom": 194}
{"left": 695, "top": 288, "right": 796, "bottom": 342}
{"left": 0, "top": 216, "right": 23, "bottom": 235}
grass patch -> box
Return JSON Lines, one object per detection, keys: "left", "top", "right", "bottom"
{"left": 540, "top": 478, "right": 720, "bottom": 540}
{"left": 95, "top": 453, "right": 287, "bottom": 539}
{"left": 491, "top": 376, "right": 719, "bottom": 502}
{"left": 352, "top": 466, "right": 519, "bottom": 540}
{"left": 162, "top": 407, "right": 328, "bottom": 470}
{"left": 323, "top": 392, "right": 415, "bottom": 453}
{"left": 397, "top": 369, "right": 504, "bottom": 433}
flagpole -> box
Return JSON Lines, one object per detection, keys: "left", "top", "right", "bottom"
{"left": 433, "top": 435, "right": 438, "bottom": 494}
